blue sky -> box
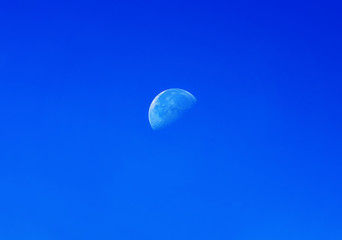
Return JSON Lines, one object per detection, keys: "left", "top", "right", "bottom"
{"left": 1, "top": 0, "right": 341, "bottom": 239}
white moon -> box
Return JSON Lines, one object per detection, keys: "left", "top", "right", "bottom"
{"left": 148, "top": 88, "right": 196, "bottom": 130}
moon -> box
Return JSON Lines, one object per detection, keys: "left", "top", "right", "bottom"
{"left": 148, "top": 88, "right": 196, "bottom": 130}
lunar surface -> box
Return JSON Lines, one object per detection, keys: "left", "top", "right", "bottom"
{"left": 148, "top": 88, "right": 196, "bottom": 130}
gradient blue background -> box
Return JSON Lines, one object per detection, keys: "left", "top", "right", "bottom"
{"left": 1, "top": 1, "right": 341, "bottom": 239}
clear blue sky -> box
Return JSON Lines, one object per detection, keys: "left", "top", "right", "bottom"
{"left": 1, "top": 0, "right": 341, "bottom": 239}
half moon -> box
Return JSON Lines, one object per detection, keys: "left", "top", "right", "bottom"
{"left": 148, "top": 88, "right": 196, "bottom": 130}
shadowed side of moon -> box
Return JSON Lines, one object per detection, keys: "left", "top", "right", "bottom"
{"left": 148, "top": 88, "right": 196, "bottom": 130}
